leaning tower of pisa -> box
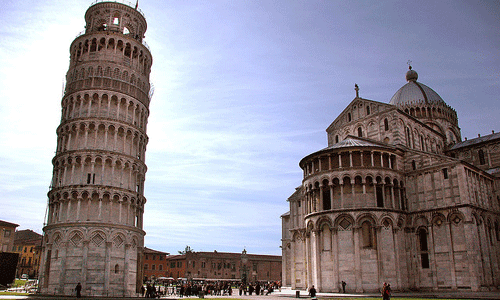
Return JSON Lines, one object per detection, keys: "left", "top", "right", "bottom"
{"left": 39, "top": 1, "right": 152, "bottom": 296}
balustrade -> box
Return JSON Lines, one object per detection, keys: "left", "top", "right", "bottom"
{"left": 303, "top": 150, "right": 398, "bottom": 178}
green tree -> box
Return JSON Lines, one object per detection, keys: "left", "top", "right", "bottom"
{"left": 178, "top": 245, "right": 194, "bottom": 254}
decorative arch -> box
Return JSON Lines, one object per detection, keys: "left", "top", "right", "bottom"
{"left": 335, "top": 214, "right": 354, "bottom": 231}
{"left": 316, "top": 216, "right": 333, "bottom": 231}
{"left": 69, "top": 230, "right": 84, "bottom": 247}
{"left": 52, "top": 232, "right": 63, "bottom": 248}
{"left": 357, "top": 214, "right": 377, "bottom": 248}
{"left": 413, "top": 215, "right": 429, "bottom": 228}
{"left": 90, "top": 230, "right": 107, "bottom": 247}
{"left": 417, "top": 226, "right": 430, "bottom": 268}
{"left": 112, "top": 233, "right": 125, "bottom": 248}
{"left": 306, "top": 221, "right": 315, "bottom": 236}
{"left": 292, "top": 230, "right": 304, "bottom": 242}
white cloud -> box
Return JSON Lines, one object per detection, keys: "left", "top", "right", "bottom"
{"left": 0, "top": 0, "right": 498, "bottom": 256}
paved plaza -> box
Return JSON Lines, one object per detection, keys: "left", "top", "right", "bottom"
{"left": 2, "top": 287, "right": 500, "bottom": 300}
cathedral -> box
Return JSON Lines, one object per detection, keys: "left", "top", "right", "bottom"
{"left": 281, "top": 66, "right": 500, "bottom": 292}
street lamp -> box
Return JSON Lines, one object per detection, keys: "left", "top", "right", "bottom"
{"left": 241, "top": 249, "right": 248, "bottom": 284}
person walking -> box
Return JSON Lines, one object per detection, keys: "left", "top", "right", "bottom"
{"left": 341, "top": 281, "right": 346, "bottom": 293}
{"left": 309, "top": 285, "right": 317, "bottom": 299}
{"left": 255, "top": 282, "right": 261, "bottom": 295}
{"left": 75, "top": 282, "right": 82, "bottom": 298}
{"left": 382, "top": 282, "right": 391, "bottom": 300}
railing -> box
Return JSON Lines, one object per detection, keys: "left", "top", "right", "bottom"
{"left": 64, "top": 78, "right": 151, "bottom": 105}
{"left": 89, "top": 0, "right": 146, "bottom": 18}
{"left": 73, "top": 30, "right": 151, "bottom": 53}
{"left": 74, "top": 30, "right": 85, "bottom": 39}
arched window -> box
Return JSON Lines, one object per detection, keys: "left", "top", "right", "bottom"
{"left": 418, "top": 228, "right": 430, "bottom": 268}
{"left": 366, "top": 106, "right": 370, "bottom": 115}
{"left": 442, "top": 168, "right": 448, "bottom": 179}
{"left": 114, "top": 264, "right": 119, "bottom": 274}
{"left": 348, "top": 113, "right": 352, "bottom": 122}
{"left": 448, "top": 132, "right": 455, "bottom": 144}
{"left": 384, "top": 118, "right": 389, "bottom": 131}
{"left": 322, "top": 180, "right": 331, "bottom": 210}
{"left": 357, "top": 127, "right": 362, "bottom": 137}
{"left": 90, "top": 38, "right": 97, "bottom": 52}
{"left": 411, "top": 160, "right": 416, "bottom": 170}
{"left": 478, "top": 149, "right": 485, "bottom": 165}
{"left": 376, "top": 184, "right": 384, "bottom": 207}
{"left": 495, "top": 222, "right": 500, "bottom": 241}
{"left": 361, "top": 221, "right": 374, "bottom": 248}
{"left": 335, "top": 135, "right": 339, "bottom": 143}
{"left": 406, "top": 127, "right": 411, "bottom": 147}
{"left": 98, "top": 38, "right": 106, "bottom": 51}
{"left": 124, "top": 43, "right": 132, "bottom": 57}
{"left": 399, "top": 183, "right": 406, "bottom": 211}
{"left": 488, "top": 224, "right": 493, "bottom": 245}
{"left": 321, "top": 225, "right": 332, "bottom": 251}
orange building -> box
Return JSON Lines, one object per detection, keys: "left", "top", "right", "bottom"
{"left": 13, "top": 230, "right": 42, "bottom": 279}
{"left": 164, "top": 254, "right": 187, "bottom": 280}
{"left": 143, "top": 247, "right": 169, "bottom": 282}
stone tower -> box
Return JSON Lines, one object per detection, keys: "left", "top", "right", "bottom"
{"left": 39, "top": 1, "right": 152, "bottom": 296}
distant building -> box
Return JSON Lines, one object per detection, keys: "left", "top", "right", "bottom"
{"left": 282, "top": 67, "right": 500, "bottom": 292}
{"left": 447, "top": 132, "right": 500, "bottom": 178}
{"left": 0, "top": 220, "right": 19, "bottom": 286}
{"left": 164, "top": 254, "right": 187, "bottom": 280}
{"left": 0, "top": 220, "right": 18, "bottom": 252}
{"left": 143, "top": 247, "right": 169, "bottom": 281}
{"left": 164, "top": 250, "right": 281, "bottom": 283}
{"left": 13, "top": 230, "right": 42, "bottom": 279}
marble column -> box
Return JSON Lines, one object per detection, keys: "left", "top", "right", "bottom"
{"left": 428, "top": 225, "right": 438, "bottom": 290}
{"left": 124, "top": 243, "right": 131, "bottom": 296}
{"left": 332, "top": 228, "right": 339, "bottom": 292}
{"left": 464, "top": 220, "right": 480, "bottom": 291}
{"left": 446, "top": 221, "right": 457, "bottom": 290}
{"left": 312, "top": 230, "right": 321, "bottom": 290}
{"left": 81, "top": 241, "right": 89, "bottom": 294}
{"left": 104, "top": 241, "right": 112, "bottom": 295}
{"left": 58, "top": 241, "right": 68, "bottom": 294}
{"left": 353, "top": 226, "right": 363, "bottom": 292}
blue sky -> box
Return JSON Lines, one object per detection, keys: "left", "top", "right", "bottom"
{"left": 0, "top": 0, "right": 498, "bottom": 255}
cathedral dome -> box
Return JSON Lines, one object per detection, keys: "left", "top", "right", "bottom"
{"left": 389, "top": 67, "right": 446, "bottom": 106}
